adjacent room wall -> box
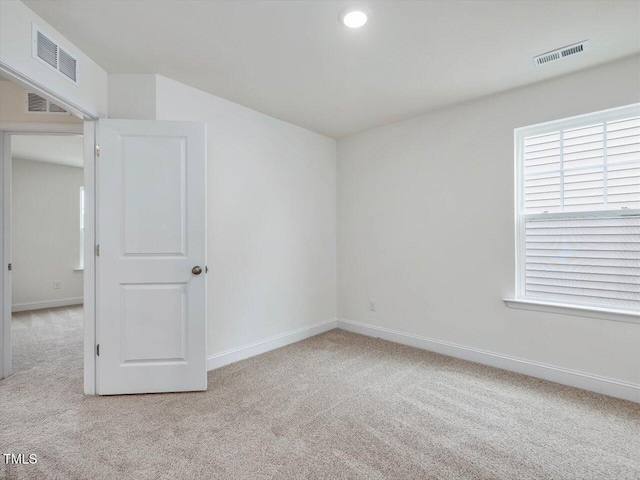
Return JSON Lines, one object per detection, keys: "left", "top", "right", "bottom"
{"left": 152, "top": 75, "right": 337, "bottom": 360}
{"left": 12, "top": 158, "right": 83, "bottom": 310}
{"left": 0, "top": 0, "right": 107, "bottom": 118}
{"left": 337, "top": 55, "right": 640, "bottom": 389}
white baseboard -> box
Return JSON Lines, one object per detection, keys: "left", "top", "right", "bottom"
{"left": 12, "top": 297, "right": 83, "bottom": 312}
{"left": 207, "top": 318, "right": 338, "bottom": 371}
{"left": 337, "top": 318, "right": 640, "bottom": 403}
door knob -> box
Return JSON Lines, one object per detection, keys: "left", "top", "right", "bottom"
{"left": 192, "top": 266, "right": 202, "bottom": 275}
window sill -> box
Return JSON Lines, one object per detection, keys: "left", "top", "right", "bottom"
{"left": 503, "top": 298, "right": 640, "bottom": 324}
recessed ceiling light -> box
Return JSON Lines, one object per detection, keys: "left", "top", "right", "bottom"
{"left": 339, "top": 6, "right": 371, "bottom": 29}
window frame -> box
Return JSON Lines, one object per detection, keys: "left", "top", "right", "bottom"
{"left": 77, "top": 186, "right": 85, "bottom": 271}
{"left": 514, "top": 103, "right": 640, "bottom": 312}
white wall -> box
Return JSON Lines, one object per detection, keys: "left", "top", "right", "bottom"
{"left": 0, "top": 0, "right": 107, "bottom": 118}
{"left": 337, "top": 55, "right": 640, "bottom": 386}
{"left": 152, "top": 76, "right": 337, "bottom": 357}
{"left": 11, "top": 158, "right": 83, "bottom": 309}
{"left": 0, "top": 78, "right": 83, "bottom": 124}
{"left": 108, "top": 74, "right": 156, "bottom": 120}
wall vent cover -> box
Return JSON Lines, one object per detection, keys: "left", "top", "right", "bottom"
{"left": 533, "top": 40, "right": 589, "bottom": 66}
{"left": 58, "top": 48, "right": 78, "bottom": 82}
{"left": 26, "top": 92, "right": 69, "bottom": 115}
{"left": 36, "top": 30, "right": 58, "bottom": 69}
{"left": 32, "top": 24, "right": 79, "bottom": 85}
{"left": 27, "top": 92, "right": 48, "bottom": 113}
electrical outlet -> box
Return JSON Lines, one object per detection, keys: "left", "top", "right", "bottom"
{"left": 369, "top": 300, "right": 376, "bottom": 312}
{"left": 53, "top": 281, "right": 61, "bottom": 289}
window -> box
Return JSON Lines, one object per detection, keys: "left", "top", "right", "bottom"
{"left": 78, "top": 186, "right": 85, "bottom": 270}
{"left": 515, "top": 104, "right": 640, "bottom": 312}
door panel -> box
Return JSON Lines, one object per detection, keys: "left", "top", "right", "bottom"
{"left": 121, "top": 283, "right": 187, "bottom": 363}
{"left": 97, "top": 120, "right": 206, "bottom": 395}
{"left": 122, "top": 136, "right": 186, "bottom": 256}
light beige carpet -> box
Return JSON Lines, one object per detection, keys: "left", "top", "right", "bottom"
{"left": 1, "top": 306, "right": 639, "bottom": 480}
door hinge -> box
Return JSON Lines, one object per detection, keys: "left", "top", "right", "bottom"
{"left": 96, "top": 344, "right": 100, "bottom": 356}
{"left": 205, "top": 265, "right": 208, "bottom": 274}
{"left": 96, "top": 145, "right": 100, "bottom": 157}
{"left": 7, "top": 263, "right": 11, "bottom": 271}
{"left": 96, "top": 244, "right": 100, "bottom": 256}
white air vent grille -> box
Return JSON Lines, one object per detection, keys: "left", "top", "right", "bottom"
{"left": 32, "top": 24, "right": 79, "bottom": 85}
{"left": 36, "top": 30, "right": 58, "bottom": 68}
{"left": 27, "top": 93, "right": 48, "bottom": 112}
{"left": 47, "top": 102, "right": 68, "bottom": 113}
{"left": 562, "top": 44, "right": 585, "bottom": 57}
{"left": 26, "top": 92, "right": 69, "bottom": 115}
{"left": 58, "top": 48, "right": 77, "bottom": 82}
{"left": 534, "top": 41, "right": 589, "bottom": 67}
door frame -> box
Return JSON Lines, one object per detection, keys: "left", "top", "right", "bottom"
{"left": 0, "top": 65, "right": 99, "bottom": 394}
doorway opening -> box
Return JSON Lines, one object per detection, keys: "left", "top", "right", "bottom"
{"left": 11, "top": 133, "right": 84, "bottom": 374}
{"left": 0, "top": 74, "right": 93, "bottom": 391}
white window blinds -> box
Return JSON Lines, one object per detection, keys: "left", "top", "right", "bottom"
{"left": 523, "top": 116, "right": 640, "bottom": 214}
{"left": 517, "top": 105, "right": 640, "bottom": 312}
{"left": 524, "top": 216, "right": 640, "bottom": 309}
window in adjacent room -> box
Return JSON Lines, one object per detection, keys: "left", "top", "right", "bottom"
{"left": 515, "top": 104, "right": 640, "bottom": 312}
{"left": 78, "top": 186, "right": 85, "bottom": 270}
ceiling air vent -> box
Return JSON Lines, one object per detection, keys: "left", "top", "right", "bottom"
{"left": 26, "top": 92, "right": 69, "bottom": 115}
{"left": 533, "top": 40, "right": 589, "bottom": 66}
{"left": 32, "top": 24, "right": 79, "bottom": 85}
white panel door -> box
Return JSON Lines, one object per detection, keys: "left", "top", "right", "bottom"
{"left": 97, "top": 120, "right": 206, "bottom": 395}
